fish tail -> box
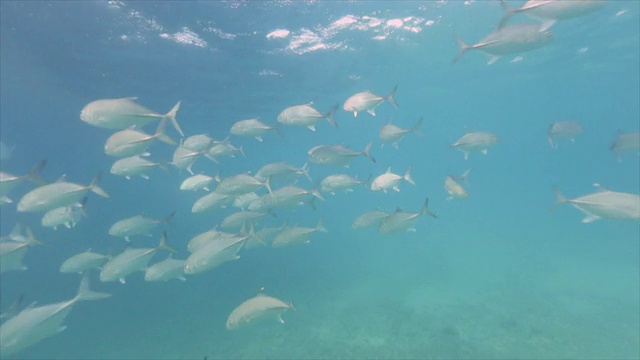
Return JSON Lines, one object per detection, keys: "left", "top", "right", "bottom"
{"left": 386, "top": 86, "right": 398, "bottom": 109}
{"left": 158, "top": 231, "right": 178, "bottom": 253}
{"left": 273, "top": 122, "right": 285, "bottom": 138}
{"left": 497, "top": 0, "right": 516, "bottom": 29}
{"left": 264, "top": 176, "right": 273, "bottom": 196}
{"left": 362, "top": 142, "right": 376, "bottom": 163}
{"left": 310, "top": 187, "right": 325, "bottom": 202}
{"left": 404, "top": 166, "right": 416, "bottom": 185}
{"left": 238, "top": 145, "right": 246, "bottom": 158}
{"left": 26, "top": 160, "right": 47, "bottom": 185}
{"left": 362, "top": 174, "right": 373, "bottom": 188}
{"left": 550, "top": 186, "right": 567, "bottom": 211}
{"left": 154, "top": 119, "right": 177, "bottom": 145}
{"left": 157, "top": 159, "right": 173, "bottom": 174}
{"left": 300, "top": 162, "right": 312, "bottom": 181}
{"left": 163, "top": 211, "right": 176, "bottom": 227}
{"left": 459, "top": 168, "right": 472, "bottom": 184}
{"left": 411, "top": 117, "right": 424, "bottom": 136}
{"left": 164, "top": 100, "right": 184, "bottom": 137}
{"left": 324, "top": 104, "right": 339, "bottom": 129}
{"left": 25, "top": 227, "right": 46, "bottom": 247}
{"left": 452, "top": 36, "right": 470, "bottom": 64}
{"left": 316, "top": 218, "right": 328, "bottom": 233}
{"left": 75, "top": 273, "right": 111, "bottom": 302}
{"left": 420, "top": 198, "right": 438, "bottom": 219}
{"left": 89, "top": 172, "right": 110, "bottom": 198}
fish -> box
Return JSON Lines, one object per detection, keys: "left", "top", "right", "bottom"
{"left": 444, "top": 169, "right": 471, "bottom": 200}
{"left": 182, "top": 134, "right": 214, "bottom": 152}
{"left": 245, "top": 224, "right": 284, "bottom": 250}
{"left": 80, "top": 97, "right": 183, "bottom": 137}
{"left": 0, "top": 223, "right": 28, "bottom": 243}
{"left": 109, "top": 211, "right": 175, "bottom": 242}
{"left": 272, "top": 219, "right": 327, "bottom": 248}
{"left": 144, "top": 254, "right": 187, "bottom": 282}
{"left": 230, "top": 118, "right": 281, "bottom": 142}
{"left": 320, "top": 174, "right": 369, "bottom": 195}
{"left": 547, "top": 121, "right": 584, "bottom": 148}
{"left": 184, "top": 232, "right": 248, "bottom": 275}
{"left": 191, "top": 191, "right": 232, "bottom": 213}
{"left": 370, "top": 166, "right": 415, "bottom": 193}
{"left": 100, "top": 232, "right": 176, "bottom": 284}
{"left": 60, "top": 249, "right": 110, "bottom": 274}
{"left": 0, "top": 274, "right": 110, "bottom": 356}
{"left": 248, "top": 185, "right": 323, "bottom": 212}
{"left": 180, "top": 174, "right": 219, "bottom": 192}
{"left": 104, "top": 119, "right": 176, "bottom": 158}
{"left": 17, "top": 172, "right": 109, "bottom": 213}
{"left": 450, "top": 131, "right": 500, "bottom": 160}
{"left": 352, "top": 210, "right": 389, "bottom": 229}
{"left": 111, "top": 154, "right": 169, "bottom": 180}
{"left": 453, "top": 23, "right": 553, "bottom": 65}
{"left": 277, "top": 103, "right": 338, "bottom": 131}
{"left": 0, "top": 141, "right": 14, "bottom": 162}
{"left": 610, "top": 132, "right": 640, "bottom": 160}
{"left": 0, "top": 228, "right": 44, "bottom": 274}
{"left": 171, "top": 146, "right": 214, "bottom": 175}
{"left": 378, "top": 117, "right": 423, "bottom": 149}
{"left": 343, "top": 86, "right": 398, "bottom": 118}
{"left": 206, "top": 137, "right": 244, "bottom": 161}
{"left": 187, "top": 229, "right": 236, "bottom": 253}
{"left": 499, "top": 0, "right": 607, "bottom": 31}
{"left": 226, "top": 289, "right": 293, "bottom": 330}
{"left": 220, "top": 211, "right": 268, "bottom": 230}
{"left": 41, "top": 196, "right": 88, "bottom": 230}
{"left": 308, "top": 142, "right": 375, "bottom": 167}
{"left": 216, "top": 174, "right": 272, "bottom": 197}
{"left": 552, "top": 184, "right": 640, "bottom": 223}
{"left": 378, "top": 199, "right": 437, "bottom": 234}
{"left": 254, "top": 162, "right": 311, "bottom": 183}
{"left": 232, "top": 192, "right": 260, "bottom": 210}
{"left": 0, "top": 160, "right": 47, "bottom": 204}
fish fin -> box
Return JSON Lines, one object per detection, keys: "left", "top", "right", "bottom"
{"left": 300, "top": 162, "right": 312, "bottom": 181}
{"left": 497, "top": 0, "right": 517, "bottom": 29}
{"left": 353, "top": 111, "right": 358, "bottom": 117}
{"left": 154, "top": 119, "right": 177, "bottom": 145}
{"left": 255, "top": 136, "right": 263, "bottom": 142}
{"left": 163, "top": 211, "right": 176, "bottom": 227}
{"left": 53, "top": 226, "right": 58, "bottom": 231}
{"left": 158, "top": 231, "right": 178, "bottom": 253}
{"left": 459, "top": 168, "right": 472, "bottom": 184}
{"left": 550, "top": 185, "right": 567, "bottom": 211}
{"left": 463, "top": 151, "right": 469, "bottom": 160}
{"left": 125, "top": 236, "right": 130, "bottom": 242}
{"left": 539, "top": 19, "right": 557, "bottom": 32}
{"left": 404, "top": 166, "right": 415, "bottom": 185}
{"left": 452, "top": 36, "right": 470, "bottom": 64}
{"left": 89, "top": 172, "right": 110, "bottom": 198}
{"left": 316, "top": 218, "right": 328, "bottom": 233}
{"left": 64, "top": 222, "right": 71, "bottom": 229}
{"left": 582, "top": 214, "right": 601, "bottom": 223}
{"left": 278, "top": 315, "right": 285, "bottom": 324}
{"left": 411, "top": 117, "right": 424, "bottom": 136}
{"left": 178, "top": 276, "right": 187, "bottom": 282}
{"left": 164, "top": 101, "right": 183, "bottom": 137}
{"left": 324, "top": 104, "right": 339, "bottom": 129}
{"left": 487, "top": 56, "right": 500, "bottom": 65}
{"left": 76, "top": 273, "right": 111, "bottom": 301}
{"left": 481, "top": 149, "right": 488, "bottom": 155}
{"left": 0, "top": 196, "right": 12, "bottom": 205}
{"left": 386, "top": 85, "right": 398, "bottom": 109}
{"left": 141, "top": 174, "right": 150, "bottom": 180}
{"left": 203, "top": 186, "right": 210, "bottom": 192}
{"left": 407, "top": 228, "right": 417, "bottom": 233}
{"left": 57, "top": 325, "right": 68, "bottom": 333}
{"left": 26, "top": 160, "right": 47, "bottom": 185}
{"left": 119, "top": 278, "right": 126, "bottom": 284}
{"left": 362, "top": 142, "right": 376, "bottom": 163}
{"left": 420, "top": 198, "right": 438, "bottom": 218}
{"left": 392, "top": 143, "right": 399, "bottom": 150}
{"left": 367, "top": 109, "right": 376, "bottom": 116}
{"left": 125, "top": 176, "right": 131, "bottom": 180}
{"left": 307, "top": 125, "right": 316, "bottom": 132}
{"left": 393, "top": 185, "right": 400, "bottom": 192}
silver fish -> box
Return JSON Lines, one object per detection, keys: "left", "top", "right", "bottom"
{"left": 17, "top": 173, "right": 109, "bottom": 213}
{"left": 187, "top": 229, "right": 236, "bottom": 253}
{"left": 552, "top": 184, "right": 640, "bottom": 223}
{"left": 111, "top": 154, "right": 168, "bottom": 180}
{"left": 255, "top": 162, "right": 310, "bottom": 183}
{"left": 80, "top": 97, "right": 183, "bottom": 136}
{"left": 206, "top": 137, "right": 244, "bottom": 161}
{"left": 444, "top": 169, "right": 471, "bottom": 200}
{"left": 226, "top": 289, "right": 293, "bottom": 330}
{"left": 0, "top": 160, "right": 46, "bottom": 203}
{"left": 378, "top": 117, "right": 423, "bottom": 148}
{"left": 191, "top": 191, "right": 232, "bottom": 213}
{"left": 216, "top": 174, "right": 272, "bottom": 197}
{"left": 308, "top": 142, "right": 375, "bottom": 167}
{"left": 378, "top": 199, "right": 437, "bottom": 234}
{"left": 499, "top": 0, "right": 607, "bottom": 31}
{"left": 182, "top": 134, "right": 214, "bottom": 152}
{"left": 230, "top": 118, "right": 280, "bottom": 142}
{"left": 277, "top": 103, "right": 338, "bottom": 131}
{"left": 41, "top": 197, "right": 88, "bottom": 230}
{"left": 60, "top": 249, "right": 110, "bottom": 274}
{"left": 104, "top": 120, "right": 176, "bottom": 157}
{"left": 180, "top": 174, "right": 219, "bottom": 192}
{"left": 320, "top": 174, "right": 368, "bottom": 195}
{"left": 144, "top": 254, "right": 186, "bottom": 282}
{"left": 100, "top": 232, "right": 176, "bottom": 284}
{"left": 184, "top": 233, "right": 248, "bottom": 275}
{"left": 370, "top": 167, "right": 415, "bottom": 193}
{"left": 450, "top": 131, "right": 499, "bottom": 160}
{"left": 548, "top": 121, "right": 584, "bottom": 148}
{"left": 454, "top": 23, "right": 553, "bottom": 64}
{"left": 343, "top": 86, "right": 398, "bottom": 118}
{"left": 0, "top": 228, "right": 44, "bottom": 274}
{"left": 0, "top": 274, "right": 110, "bottom": 356}
{"left": 352, "top": 210, "right": 389, "bottom": 229}
{"left": 248, "top": 185, "right": 323, "bottom": 212}
{"left": 108, "top": 211, "right": 175, "bottom": 242}
{"left": 272, "top": 219, "right": 327, "bottom": 248}
{"left": 220, "top": 211, "right": 267, "bottom": 230}
{"left": 171, "top": 146, "right": 212, "bottom": 175}
{"left": 610, "top": 132, "right": 640, "bottom": 160}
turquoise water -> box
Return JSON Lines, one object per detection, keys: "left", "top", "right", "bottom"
{"left": 1, "top": 1, "right": 639, "bottom": 359}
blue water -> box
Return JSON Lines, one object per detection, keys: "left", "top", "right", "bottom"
{"left": 1, "top": 1, "right": 639, "bottom": 359}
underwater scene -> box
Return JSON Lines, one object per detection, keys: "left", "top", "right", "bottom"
{"left": 1, "top": 1, "right": 639, "bottom": 359}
